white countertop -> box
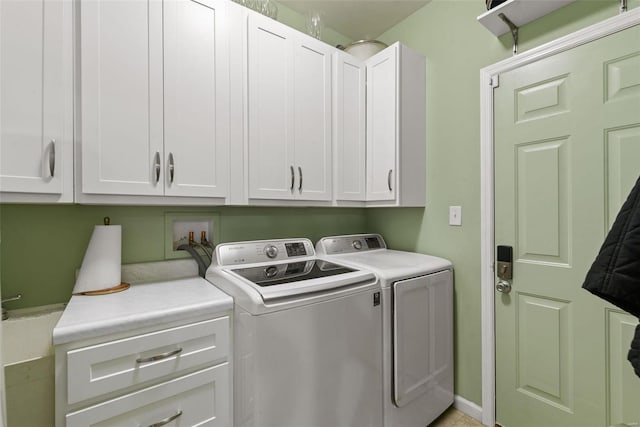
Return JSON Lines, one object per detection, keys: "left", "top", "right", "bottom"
{"left": 53, "top": 277, "right": 233, "bottom": 345}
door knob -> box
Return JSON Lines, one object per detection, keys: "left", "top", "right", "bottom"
{"left": 496, "top": 280, "right": 512, "bottom": 294}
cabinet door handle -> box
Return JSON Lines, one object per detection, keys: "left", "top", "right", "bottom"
{"left": 48, "top": 139, "right": 56, "bottom": 177}
{"left": 290, "top": 165, "right": 295, "bottom": 191}
{"left": 147, "top": 410, "right": 183, "bottom": 427}
{"left": 136, "top": 347, "right": 182, "bottom": 364}
{"left": 387, "top": 169, "right": 393, "bottom": 191}
{"left": 168, "top": 152, "right": 175, "bottom": 184}
{"left": 298, "top": 166, "right": 303, "bottom": 192}
{"left": 153, "top": 152, "right": 161, "bottom": 184}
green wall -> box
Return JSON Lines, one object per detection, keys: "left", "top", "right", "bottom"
{"left": 0, "top": 205, "right": 367, "bottom": 308}
{"left": 367, "top": 0, "right": 640, "bottom": 407}
{"left": 2, "top": 0, "right": 639, "bottom": 412}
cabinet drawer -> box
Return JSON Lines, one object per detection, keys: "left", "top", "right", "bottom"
{"left": 67, "top": 317, "right": 229, "bottom": 404}
{"left": 66, "top": 363, "right": 229, "bottom": 427}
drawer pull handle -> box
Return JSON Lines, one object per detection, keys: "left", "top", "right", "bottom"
{"left": 136, "top": 348, "right": 182, "bottom": 364}
{"left": 148, "top": 410, "right": 183, "bottom": 427}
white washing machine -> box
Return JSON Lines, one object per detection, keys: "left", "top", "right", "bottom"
{"left": 316, "top": 234, "right": 454, "bottom": 427}
{"left": 205, "top": 238, "right": 383, "bottom": 427}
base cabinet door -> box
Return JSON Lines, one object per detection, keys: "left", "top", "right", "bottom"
{"left": 0, "top": 0, "right": 72, "bottom": 201}
{"left": 66, "top": 365, "right": 229, "bottom": 427}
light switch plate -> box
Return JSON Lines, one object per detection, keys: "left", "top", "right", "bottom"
{"left": 449, "top": 206, "right": 462, "bottom": 226}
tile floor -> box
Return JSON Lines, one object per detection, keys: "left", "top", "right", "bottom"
{"left": 429, "top": 407, "right": 484, "bottom": 427}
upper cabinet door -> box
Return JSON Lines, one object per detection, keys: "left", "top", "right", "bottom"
{"left": 293, "top": 35, "right": 332, "bottom": 201}
{"left": 366, "top": 46, "right": 398, "bottom": 201}
{"left": 0, "top": 0, "right": 72, "bottom": 200}
{"left": 247, "top": 14, "right": 295, "bottom": 200}
{"left": 80, "top": 0, "right": 164, "bottom": 196}
{"left": 164, "top": 0, "right": 229, "bottom": 198}
{"left": 333, "top": 51, "right": 365, "bottom": 202}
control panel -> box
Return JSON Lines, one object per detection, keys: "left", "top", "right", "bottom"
{"left": 316, "top": 234, "right": 387, "bottom": 255}
{"left": 215, "top": 239, "right": 314, "bottom": 266}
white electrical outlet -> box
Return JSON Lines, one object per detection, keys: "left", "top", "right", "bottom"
{"left": 449, "top": 206, "right": 462, "bottom": 226}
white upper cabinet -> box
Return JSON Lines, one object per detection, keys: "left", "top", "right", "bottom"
{"left": 366, "top": 46, "right": 398, "bottom": 202}
{"left": 79, "top": 0, "right": 229, "bottom": 202}
{"left": 164, "top": 0, "right": 229, "bottom": 198}
{"left": 247, "top": 13, "right": 332, "bottom": 203}
{"left": 365, "top": 43, "right": 426, "bottom": 206}
{"left": 333, "top": 51, "right": 366, "bottom": 202}
{"left": 0, "top": 0, "right": 73, "bottom": 202}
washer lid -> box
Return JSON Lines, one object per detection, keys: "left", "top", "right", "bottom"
{"left": 225, "top": 263, "right": 376, "bottom": 303}
{"left": 231, "top": 260, "right": 356, "bottom": 287}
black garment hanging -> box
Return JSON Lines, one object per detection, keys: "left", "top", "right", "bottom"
{"left": 582, "top": 175, "right": 640, "bottom": 377}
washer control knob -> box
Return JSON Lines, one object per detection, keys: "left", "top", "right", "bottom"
{"left": 264, "top": 245, "right": 279, "bottom": 259}
{"left": 264, "top": 265, "right": 278, "bottom": 278}
{"left": 352, "top": 240, "right": 363, "bottom": 250}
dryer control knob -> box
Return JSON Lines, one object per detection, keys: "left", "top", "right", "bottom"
{"left": 264, "top": 245, "right": 279, "bottom": 259}
{"left": 352, "top": 240, "right": 363, "bottom": 250}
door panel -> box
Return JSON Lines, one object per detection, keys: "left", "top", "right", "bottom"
{"left": 494, "top": 24, "right": 640, "bottom": 427}
{"left": 247, "top": 14, "right": 295, "bottom": 200}
{"left": 606, "top": 311, "right": 640, "bottom": 427}
{"left": 0, "top": 0, "right": 69, "bottom": 194}
{"left": 393, "top": 271, "right": 453, "bottom": 408}
{"left": 366, "top": 47, "right": 397, "bottom": 201}
{"left": 81, "top": 0, "right": 163, "bottom": 195}
{"left": 293, "top": 36, "right": 332, "bottom": 201}
{"left": 334, "top": 52, "right": 365, "bottom": 201}
{"left": 164, "top": 0, "right": 229, "bottom": 198}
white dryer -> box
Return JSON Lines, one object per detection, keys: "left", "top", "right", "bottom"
{"left": 316, "top": 234, "right": 454, "bottom": 427}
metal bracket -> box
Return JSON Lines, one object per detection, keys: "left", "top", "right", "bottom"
{"left": 498, "top": 13, "right": 519, "bottom": 55}
{"left": 620, "top": 0, "right": 628, "bottom": 13}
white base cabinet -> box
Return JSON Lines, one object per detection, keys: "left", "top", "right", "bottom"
{"left": 0, "top": 0, "right": 73, "bottom": 203}
{"left": 55, "top": 316, "right": 231, "bottom": 427}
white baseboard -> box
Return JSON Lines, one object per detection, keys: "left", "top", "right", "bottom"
{"left": 454, "top": 395, "right": 483, "bottom": 423}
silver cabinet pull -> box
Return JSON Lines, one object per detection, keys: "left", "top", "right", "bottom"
{"left": 147, "top": 410, "right": 183, "bottom": 427}
{"left": 387, "top": 169, "right": 393, "bottom": 191}
{"left": 168, "top": 152, "right": 175, "bottom": 184}
{"left": 48, "top": 139, "right": 56, "bottom": 177}
{"left": 153, "top": 152, "right": 161, "bottom": 184}
{"left": 290, "top": 165, "right": 295, "bottom": 191}
{"left": 298, "top": 166, "right": 303, "bottom": 192}
{"left": 136, "top": 348, "right": 182, "bottom": 364}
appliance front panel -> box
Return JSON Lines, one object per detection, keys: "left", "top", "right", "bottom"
{"left": 234, "top": 288, "right": 383, "bottom": 427}
{"left": 393, "top": 270, "right": 453, "bottom": 408}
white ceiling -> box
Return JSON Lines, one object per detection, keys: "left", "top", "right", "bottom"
{"left": 278, "top": 0, "right": 429, "bottom": 42}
